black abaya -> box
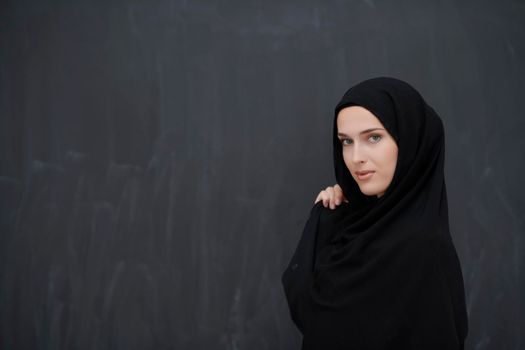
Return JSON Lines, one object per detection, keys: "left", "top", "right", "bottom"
{"left": 282, "top": 77, "right": 468, "bottom": 349}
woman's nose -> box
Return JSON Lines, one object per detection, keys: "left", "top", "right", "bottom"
{"left": 352, "top": 144, "right": 366, "bottom": 163}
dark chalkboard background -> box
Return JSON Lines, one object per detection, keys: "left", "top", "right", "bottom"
{"left": 1, "top": 0, "right": 524, "bottom": 349}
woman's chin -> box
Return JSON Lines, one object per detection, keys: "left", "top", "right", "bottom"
{"left": 358, "top": 185, "right": 385, "bottom": 197}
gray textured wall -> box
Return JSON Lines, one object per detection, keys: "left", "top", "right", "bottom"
{"left": 1, "top": 0, "right": 524, "bottom": 349}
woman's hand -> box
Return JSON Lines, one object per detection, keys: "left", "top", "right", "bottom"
{"left": 314, "top": 184, "right": 347, "bottom": 209}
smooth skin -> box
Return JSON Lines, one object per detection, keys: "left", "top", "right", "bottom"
{"left": 315, "top": 106, "right": 398, "bottom": 209}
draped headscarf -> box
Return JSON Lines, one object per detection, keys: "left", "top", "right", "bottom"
{"left": 282, "top": 77, "right": 468, "bottom": 349}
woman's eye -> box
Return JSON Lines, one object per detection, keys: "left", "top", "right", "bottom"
{"left": 341, "top": 138, "right": 353, "bottom": 146}
{"left": 368, "top": 134, "right": 382, "bottom": 143}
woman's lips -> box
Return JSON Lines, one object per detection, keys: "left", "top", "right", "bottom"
{"left": 356, "top": 171, "right": 375, "bottom": 180}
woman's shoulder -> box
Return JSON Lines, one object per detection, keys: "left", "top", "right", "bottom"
{"left": 308, "top": 201, "right": 350, "bottom": 226}
{"left": 311, "top": 202, "right": 351, "bottom": 249}
{"left": 318, "top": 201, "right": 351, "bottom": 223}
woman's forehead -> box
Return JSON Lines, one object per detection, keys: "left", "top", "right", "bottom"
{"left": 337, "top": 106, "right": 385, "bottom": 132}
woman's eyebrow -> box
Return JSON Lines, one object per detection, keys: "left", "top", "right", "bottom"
{"left": 337, "top": 128, "right": 385, "bottom": 138}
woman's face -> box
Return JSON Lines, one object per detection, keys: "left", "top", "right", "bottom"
{"left": 337, "top": 106, "right": 398, "bottom": 197}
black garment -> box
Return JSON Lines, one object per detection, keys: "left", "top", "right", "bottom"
{"left": 282, "top": 77, "right": 468, "bottom": 349}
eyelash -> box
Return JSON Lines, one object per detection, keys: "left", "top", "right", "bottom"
{"left": 341, "top": 134, "right": 382, "bottom": 146}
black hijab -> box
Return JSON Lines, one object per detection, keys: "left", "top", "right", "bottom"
{"left": 282, "top": 77, "right": 468, "bottom": 349}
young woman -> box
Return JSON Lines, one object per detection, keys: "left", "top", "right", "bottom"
{"left": 282, "top": 77, "right": 468, "bottom": 349}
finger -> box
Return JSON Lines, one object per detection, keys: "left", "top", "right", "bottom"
{"left": 334, "top": 184, "right": 348, "bottom": 203}
{"left": 334, "top": 184, "right": 343, "bottom": 205}
{"left": 315, "top": 192, "right": 329, "bottom": 206}
{"left": 326, "top": 187, "right": 336, "bottom": 209}
{"left": 322, "top": 192, "right": 330, "bottom": 208}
